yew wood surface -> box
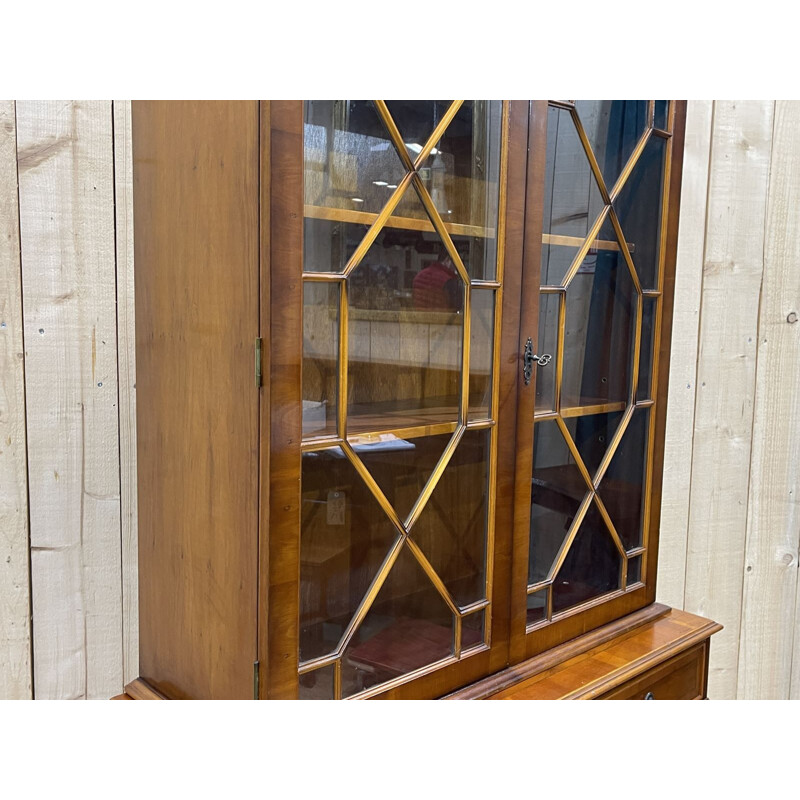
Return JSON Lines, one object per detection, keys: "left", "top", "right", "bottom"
{"left": 448, "top": 604, "right": 721, "bottom": 699}
{"left": 133, "top": 101, "right": 260, "bottom": 699}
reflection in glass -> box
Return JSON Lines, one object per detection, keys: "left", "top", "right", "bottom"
{"left": 303, "top": 282, "right": 338, "bottom": 437}
{"left": 352, "top": 431, "right": 453, "bottom": 525}
{"left": 541, "top": 106, "right": 605, "bottom": 286}
{"left": 628, "top": 554, "right": 643, "bottom": 585}
{"left": 637, "top": 297, "right": 658, "bottom": 402}
{"left": 304, "top": 216, "right": 369, "bottom": 274}
{"left": 304, "top": 100, "right": 406, "bottom": 217}
{"left": 526, "top": 589, "right": 548, "bottom": 626}
{"left": 552, "top": 500, "right": 621, "bottom": 614}
{"left": 574, "top": 100, "right": 648, "bottom": 193}
{"left": 461, "top": 609, "right": 485, "bottom": 651}
{"left": 535, "top": 293, "right": 559, "bottom": 414}
{"left": 346, "top": 185, "right": 464, "bottom": 433}
{"left": 598, "top": 409, "right": 649, "bottom": 552}
{"left": 300, "top": 449, "right": 397, "bottom": 663}
{"left": 341, "top": 544, "right": 453, "bottom": 698}
{"left": 298, "top": 664, "right": 335, "bottom": 700}
{"left": 562, "top": 216, "right": 637, "bottom": 408}
{"left": 469, "top": 289, "right": 494, "bottom": 419}
{"left": 614, "top": 134, "right": 666, "bottom": 291}
{"left": 563, "top": 410, "right": 625, "bottom": 481}
{"left": 384, "top": 101, "right": 454, "bottom": 162}
{"left": 412, "top": 429, "right": 490, "bottom": 608}
{"left": 529, "top": 420, "right": 589, "bottom": 585}
{"left": 386, "top": 101, "right": 504, "bottom": 281}
{"left": 653, "top": 101, "right": 669, "bottom": 131}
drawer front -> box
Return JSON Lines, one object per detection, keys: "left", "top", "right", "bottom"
{"left": 599, "top": 642, "right": 708, "bottom": 700}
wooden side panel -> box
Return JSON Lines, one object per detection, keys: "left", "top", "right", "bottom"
{"left": 133, "top": 101, "right": 259, "bottom": 699}
{"left": 16, "top": 101, "right": 123, "bottom": 699}
{"left": 657, "top": 100, "right": 713, "bottom": 610}
{"left": 113, "top": 100, "right": 139, "bottom": 687}
{"left": 683, "top": 100, "right": 774, "bottom": 700}
{"left": 738, "top": 101, "right": 800, "bottom": 699}
{"left": 0, "top": 101, "right": 33, "bottom": 700}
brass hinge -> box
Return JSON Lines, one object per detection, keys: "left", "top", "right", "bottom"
{"left": 255, "top": 337, "right": 262, "bottom": 388}
{"left": 253, "top": 660, "right": 260, "bottom": 700}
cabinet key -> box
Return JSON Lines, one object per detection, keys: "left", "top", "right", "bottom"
{"left": 523, "top": 337, "right": 552, "bottom": 386}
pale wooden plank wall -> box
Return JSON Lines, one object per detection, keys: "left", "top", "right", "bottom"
{"left": 658, "top": 100, "right": 713, "bottom": 611}
{"left": 15, "top": 101, "right": 123, "bottom": 699}
{"left": 737, "top": 101, "right": 800, "bottom": 700}
{"left": 659, "top": 100, "right": 800, "bottom": 700}
{"left": 0, "top": 101, "right": 33, "bottom": 699}
{"left": 113, "top": 100, "right": 139, "bottom": 687}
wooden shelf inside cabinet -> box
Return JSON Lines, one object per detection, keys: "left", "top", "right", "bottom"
{"left": 304, "top": 204, "right": 496, "bottom": 239}
{"left": 542, "top": 233, "right": 635, "bottom": 254}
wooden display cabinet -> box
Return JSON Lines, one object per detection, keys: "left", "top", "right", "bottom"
{"left": 123, "top": 100, "right": 721, "bottom": 700}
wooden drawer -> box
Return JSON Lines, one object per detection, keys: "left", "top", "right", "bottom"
{"left": 598, "top": 642, "right": 708, "bottom": 700}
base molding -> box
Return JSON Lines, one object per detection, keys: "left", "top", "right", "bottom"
{"left": 121, "top": 678, "right": 169, "bottom": 700}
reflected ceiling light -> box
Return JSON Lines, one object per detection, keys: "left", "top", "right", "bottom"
{"left": 373, "top": 181, "right": 389, "bottom": 186}
{"left": 351, "top": 198, "right": 364, "bottom": 203}
{"left": 387, "top": 184, "right": 398, "bottom": 189}
{"left": 404, "top": 143, "right": 441, "bottom": 155}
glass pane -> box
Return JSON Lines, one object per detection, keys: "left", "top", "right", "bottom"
{"left": 597, "top": 409, "right": 650, "bottom": 551}
{"left": 574, "top": 100, "right": 648, "bottom": 193}
{"left": 298, "top": 664, "right": 335, "bottom": 700}
{"left": 529, "top": 420, "right": 590, "bottom": 585}
{"left": 563, "top": 410, "right": 625, "bottom": 480}
{"left": 411, "top": 428, "right": 490, "bottom": 608}
{"left": 425, "top": 101, "right": 503, "bottom": 281}
{"left": 552, "top": 500, "right": 622, "bottom": 614}
{"left": 461, "top": 609, "right": 485, "bottom": 651}
{"left": 628, "top": 554, "right": 643, "bottom": 585}
{"left": 303, "top": 282, "right": 338, "bottom": 437}
{"left": 469, "top": 288, "right": 494, "bottom": 419}
{"left": 304, "top": 100, "right": 406, "bottom": 218}
{"left": 653, "top": 101, "right": 669, "bottom": 131}
{"left": 384, "top": 101, "right": 454, "bottom": 163}
{"left": 534, "top": 292, "right": 559, "bottom": 414}
{"left": 300, "top": 448, "right": 398, "bottom": 663}
{"left": 304, "top": 216, "right": 370, "bottom": 274}
{"left": 341, "top": 543, "right": 454, "bottom": 698}
{"left": 614, "top": 133, "right": 667, "bottom": 291}
{"left": 541, "top": 105, "right": 605, "bottom": 286}
{"left": 386, "top": 101, "right": 503, "bottom": 280}
{"left": 350, "top": 431, "right": 453, "bottom": 525}
{"left": 637, "top": 296, "right": 658, "bottom": 402}
{"left": 526, "top": 589, "right": 548, "bottom": 626}
{"left": 562, "top": 216, "right": 637, "bottom": 408}
{"left": 347, "top": 185, "right": 465, "bottom": 433}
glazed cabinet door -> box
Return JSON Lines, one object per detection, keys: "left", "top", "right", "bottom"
{"left": 263, "top": 101, "right": 529, "bottom": 699}
{"left": 510, "top": 101, "right": 686, "bottom": 661}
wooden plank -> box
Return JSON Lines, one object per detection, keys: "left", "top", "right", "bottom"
{"left": 16, "top": 101, "right": 123, "bottom": 699}
{"left": 683, "top": 100, "right": 775, "bottom": 700}
{"left": 657, "top": 100, "right": 713, "bottom": 610}
{"left": 0, "top": 101, "right": 33, "bottom": 700}
{"left": 113, "top": 100, "right": 138, "bottom": 687}
{"left": 737, "top": 101, "right": 800, "bottom": 700}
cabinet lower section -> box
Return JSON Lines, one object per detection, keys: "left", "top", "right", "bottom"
{"left": 446, "top": 603, "right": 721, "bottom": 699}
{"left": 115, "top": 603, "right": 720, "bottom": 700}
